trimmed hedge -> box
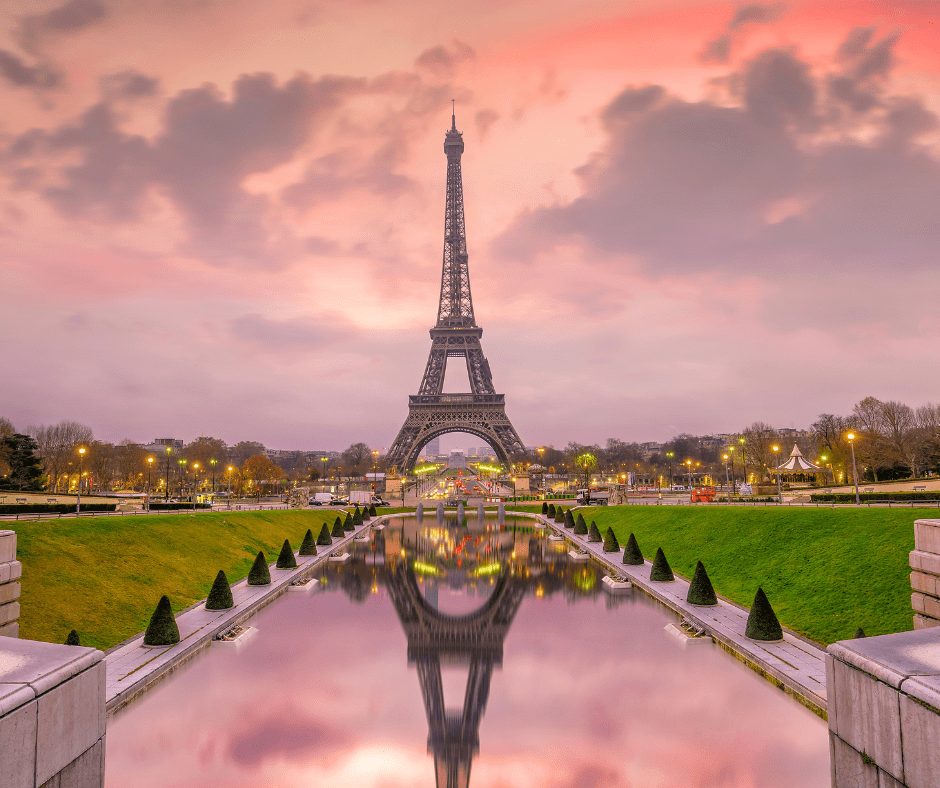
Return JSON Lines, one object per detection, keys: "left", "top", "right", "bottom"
{"left": 810, "top": 491, "right": 940, "bottom": 502}
{"left": 574, "top": 516, "right": 588, "bottom": 535}
{"left": 587, "top": 521, "right": 602, "bottom": 542}
{"left": 602, "top": 527, "right": 619, "bottom": 553}
{"left": 65, "top": 629, "right": 80, "bottom": 646}
{"left": 247, "top": 551, "right": 271, "bottom": 586}
{"left": 352, "top": 506, "right": 363, "bottom": 525}
{"left": 332, "top": 519, "right": 345, "bottom": 538}
{"left": 686, "top": 561, "right": 718, "bottom": 606}
{"left": 344, "top": 511, "right": 354, "bottom": 531}
{"left": 362, "top": 506, "right": 371, "bottom": 522}
{"left": 541, "top": 502, "right": 548, "bottom": 515}
{"left": 548, "top": 503, "right": 556, "bottom": 518}
{"left": 369, "top": 504, "right": 377, "bottom": 517}
{"left": 317, "top": 523, "right": 333, "bottom": 546}
{"left": 650, "top": 547, "right": 674, "bottom": 582}
{"left": 148, "top": 502, "right": 212, "bottom": 510}
{"left": 745, "top": 587, "right": 783, "bottom": 641}
{"left": 276, "top": 539, "right": 297, "bottom": 569}
{"left": 622, "top": 533, "right": 644, "bottom": 565}
{"left": 299, "top": 528, "right": 317, "bottom": 556}
{"left": 0, "top": 503, "right": 116, "bottom": 515}
{"left": 855, "top": 627, "right": 867, "bottom": 639}
{"left": 554, "top": 507, "right": 564, "bottom": 524}
{"left": 143, "top": 595, "right": 180, "bottom": 646}
{"left": 205, "top": 570, "right": 234, "bottom": 610}
{"left": 564, "top": 510, "right": 575, "bottom": 529}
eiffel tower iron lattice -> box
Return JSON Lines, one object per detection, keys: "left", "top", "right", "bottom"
{"left": 385, "top": 110, "right": 525, "bottom": 470}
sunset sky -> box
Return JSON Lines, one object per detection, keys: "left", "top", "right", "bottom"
{"left": 1, "top": 0, "right": 938, "bottom": 452}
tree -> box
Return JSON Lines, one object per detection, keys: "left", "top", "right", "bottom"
{"left": 0, "top": 417, "right": 15, "bottom": 477}
{"left": 342, "top": 442, "right": 371, "bottom": 475}
{"left": 184, "top": 437, "right": 229, "bottom": 486}
{"left": 229, "top": 441, "right": 265, "bottom": 467}
{"left": 241, "top": 455, "right": 282, "bottom": 495}
{"left": 0, "top": 434, "right": 45, "bottom": 491}
{"left": 852, "top": 397, "right": 889, "bottom": 480}
{"left": 879, "top": 400, "right": 918, "bottom": 476}
{"left": 86, "top": 441, "right": 116, "bottom": 492}
{"left": 742, "top": 422, "right": 780, "bottom": 481}
{"left": 29, "top": 421, "right": 93, "bottom": 492}
{"left": 115, "top": 440, "right": 148, "bottom": 490}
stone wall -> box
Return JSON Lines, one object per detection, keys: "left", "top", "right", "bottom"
{"left": 911, "top": 518, "right": 940, "bottom": 629}
{"left": 0, "top": 529, "right": 21, "bottom": 637}
{"left": 827, "top": 628, "right": 940, "bottom": 788}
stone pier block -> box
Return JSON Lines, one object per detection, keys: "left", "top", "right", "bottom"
{"left": 914, "top": 520, "right": 940, "bottom": 555}
{"left": 910, "top": 550, "right": 940, "bottom": 577}
{"left": 0, "top": 530, "right": 16, "bottom": 563}
{"left": 0, "top": 580, "right": 21, "bottom": 605}
{"left": 0, "top": 600, "right": 21, "bottom": 626}
{"left": 911, "top": 572, "right": 937, "bottom": 596}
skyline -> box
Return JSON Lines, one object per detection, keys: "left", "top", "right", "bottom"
{"left": 1, "top": 0, "right": 938, "bottom": 451}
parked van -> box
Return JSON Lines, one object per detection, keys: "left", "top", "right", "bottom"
{"left": 309, "top": 492, "right": 336, "bottom": 506}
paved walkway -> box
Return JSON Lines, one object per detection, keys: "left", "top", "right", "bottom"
{"left": 104, "top": 521, "right": 371, "bottom": 715}
{"left": 537, "top": 513, "right": 829, "bottom": 717}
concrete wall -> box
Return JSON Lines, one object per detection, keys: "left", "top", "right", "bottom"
{"left": 827, "top": 628, "right": 940, "bottom": 788}
{"left": 911, "top": 518, "right": 940, "bottom": 630}
{"left": 0, "top": 529, "right": 21, "bottom": 637}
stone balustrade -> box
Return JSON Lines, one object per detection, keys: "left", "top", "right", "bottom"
{"left": 911, "top": 518, "right": 940, "bottom": 629}
{"left": 1, "top": 529, "right": 21, "bottom": 637}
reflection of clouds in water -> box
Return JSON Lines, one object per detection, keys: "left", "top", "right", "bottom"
{"left": 106, "top": 547, "right": 828, "bottom": 788}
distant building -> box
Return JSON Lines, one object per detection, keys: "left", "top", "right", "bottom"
{"left": 449, "top": 450, "right": 466, "bottom": 469}
{"left": 425, "top": 437, "right": 440, "bottom": 458}
{"left": 144, "top": 438, "right": 183, "bottom": 453}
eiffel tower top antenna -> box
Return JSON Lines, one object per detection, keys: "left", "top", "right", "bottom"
{"left": 439, "top": 100, "right": 474, "bottom": 327}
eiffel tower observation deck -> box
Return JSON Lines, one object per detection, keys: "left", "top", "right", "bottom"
{"left": 385, "top": 109, "right": 525, "bottom": 471}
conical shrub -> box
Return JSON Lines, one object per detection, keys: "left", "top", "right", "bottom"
{"left": 576, "top": 512, "right": 586, "bottom": 531}
{"left": 344, "top": 511, "right": 354, "bottom": 531}
{"left": 65, "top": 629, "right": 80, "bottom": 646}
{"left": 332, "top": 519, "right": 345, "bottom": 538}
{"left": 541, "top": 501, "right": 548, "bottom": 514}
{"left": 855, "top": 627, "right": 867, "bottom": 639}
{"left": 317, "top": 523, "right": 333, "bottom": 546}
{"left": 649, "top": 547, "right": 674, "bottom": 582}
{"left": 362, "top": 506, "right": 371, "bottom": 522}
{"left": 554, "top": 507, "right": 564, "bottom": 523}
{"left": 247, "top": 551, "right": 271, "bottom": 586}
{"left": 602, "top": 527, "right": 620, "bottom": 553}
{"left": 564, "top": 509, "right": 575, "bottom": 529}
{"left": 622, "top": 533, "right": 644, "bottom": 565}
{"left": 745, "top": 587, "right": 783, "bottom": 641}
{"left": 548, "top": 503, "right": 556, "bottom": 518}
{"left": 353, "top": 505, "right": 363, "bottom": 525}
{"left": 587, "top": 521, "right": 602, "bottom": 542}
{"left": 686, "top": 561, "right": 718, "bottom": 606}
{"left": 276, "top": 539, "right": 297, "bottom": 569}
{"left": 206, "top": 570, "right": 234, "bottom": 610}
{"left": 143, "top": 595, "right": 180, "bottom": 646}
{"left": 299, "top": 528, "right": 317, "bottom": 556}
{"left": 369, "top": 504, "right": 377, "bottom": 516}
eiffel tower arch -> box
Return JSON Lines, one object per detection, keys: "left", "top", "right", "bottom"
{"left": 385, "top": 562, "right": 527, "bottom": 788}
{"left": 386, "top": 109, "right": 525, "bottom": 471}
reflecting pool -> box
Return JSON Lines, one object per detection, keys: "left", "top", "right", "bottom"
{"left": 105, "top": 515, "right": 829, "bottom": 787}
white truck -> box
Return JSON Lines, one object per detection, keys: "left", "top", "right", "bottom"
{"left": 309, "top": 492, "right": 337, "bottom": 506}
{"left": 349, "top": 491, "right": 387, "bottom": 506}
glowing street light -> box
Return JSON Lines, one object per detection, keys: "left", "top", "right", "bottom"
{"left": 772, "top": 445, "right": 782, "bottom": 504}
{"left": 723, "top": 454, "right": 731, "bottom": 502}
{"left": 147, "top": 457, "right": 154, "bottom": 511}
{"left": 847, "top": 433, "right": 860, "bottom": 505}
{"left": 192, "top": 463, "right": 200, "bottom": 510}
{"left": 739, "top": 437, "right": 747, "bottom": 485}
{"left": 227, "top": 465, "right": 234, "bottom": 510}
{"left": 76, "top": 447, "right": 86, "bottom": 514}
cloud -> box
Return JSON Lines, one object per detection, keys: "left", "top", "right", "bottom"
{"left": 18, "top": 0, "right": 108, "bottom": 51}
{"left": 226, "top": 709, "right": 350, "bottom": 767}
{"left": 0, "top": 50, "right": 60, "bottom": 89}
{"left": 227, "top": 312, "right": 359, "bottom": 354}
{"left": 100, "top": 70, "right": 160, "bottom": 100}
{"left": 493, "top": 34, "right": 940, "bottom": 282}
{"left": 700, "top": 3, "right": 785, "bottom": 64}
{"left": 415, "top": 40, "right": 476, "bottom": 78}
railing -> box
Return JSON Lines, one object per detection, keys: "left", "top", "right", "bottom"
{"left": 409, "top": 393, "right": 505, "bottom": 405}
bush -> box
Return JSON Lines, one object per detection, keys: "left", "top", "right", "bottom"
{"left": 206, "top": 570, "right": 234, "bottom": 610}
{"left": 548, "top": 503, "right": 556, "bottom": 518}
{"left": 810, "top": 491, "right": 940, "bottom": 502}
{"left": 143, "top": 595, "right": 180, "bottom": 646}
{"left": 65, "top": 629, "right": 80, "bottom": 646}
{"left": 574, "top": 516, "right": 588, "bottom": 535}
{"left": 541, "top": 502, "right": 548, "bottom": 515}
{"left": 602, "top": 527, "right": 619, "bottom": 553}
{"left": 352, "top": 506, "right": 363, "bottom": 525}
{"left": 317, "top": 523, "right": 333, "bottom": 546}
{"left": 686, "top": 561, "right": 718, "bottom": 606}
{"left": 554, "top": 507, "right": 564, "bottom": 524}
{"left": 649, "top": 547, "right": 674, "bottom": 582}
{"left": 362, "top": 506, "right": 371, "bottom": 522}
{"left": 587, "top": 521, "right": 602, "bottom": 542}
{"left": 247, "top": 551, "right": 271, "bottom": 586}
{"left": 855, "top": 627, "right": 867, "bottom": 639}
{"left": 564, "top": 510, "right": 575, "bottom": 529}
{"left": 148, "top": 502, "right": 212, "bottom": 511}
{"left": 622, "top": 533, "right": 644, "bottom": 565}
{"left": 0, "top": 503, "right": 117, "bottom": 515}
{"left": 276, "top": 539, "right": 297, "bottom": 569}
{"left": 745, "top": 587, "right": 783, "bottom": 641}
{"left": 344, "top": 511, "right": 354, "bottom": 531}
{"left": 332, "top": 519, "right": 345, "bottom": 538}
{"left": 369, "top": 504, "right": 377, "bottom": 516}
{"left": 299, "top": 528, "right": 317, "bottom": 556}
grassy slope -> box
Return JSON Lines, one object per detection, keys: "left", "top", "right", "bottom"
{"left": 11, "top": 508, "right": 406, "bottom": 650}
{"left": 510, "top": 504, "right": 917, "bottom": 645}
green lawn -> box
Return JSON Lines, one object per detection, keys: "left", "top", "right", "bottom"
{"left": 9, "top": 508, "right": 407, "bottom": 650}
{"left": 510, "top": 504, "right": 920, "bottom": 645}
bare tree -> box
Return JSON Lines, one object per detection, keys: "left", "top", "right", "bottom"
{"left": 742, "top": 422, "right": 780, "bottom": 480}
{"left": 341, "top": 442, "right": 372, "bottom": 476}
{"left": 879, "top": 400, "right": 918, "bottom": 476}
{"left": 0, "top": 417, "right": 14, "bottom": 477}
{"left": 115, "top": 440, "right": 148, "bottom": 489}
{"left": 29, "top": 421, "right": 94, "bottom": 492}
{"left": 86, "top": 441, "right": 116, "bottom": 492}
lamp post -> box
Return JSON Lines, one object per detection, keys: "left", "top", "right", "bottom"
{"left": 772, "top": 445, "right": 782, "bottom": 504}
{"left": 321, "top": 456, "right": 328, "bottom": 482}
{"left": 164, "top": 447, "right": 172, "bottom": 501}
{"left": 728, "top": 446, "right": 736, "bottom": 495}
{"left": 686, "top": 460, "right": 693, "bottom": 502}
{"left": 739, "top": 437, "right": 747, "bottom": 486}
{"left": 511, "top": 476, "right": 516, "bottom": 502}
{"left": 723, "top": 454, "right": 730, "bottom": 502}
{"left": 372, "top": 450, "right": 379, "bottom": 497}
{"left": 147, "top": 457, "right": 154, "bottom": 511}
{"left": 76, "top": 447, "right": 86, "bottom": 514}
{"left": 178, "top": 458, "right": 187, "bottom": 500}
{"left": 666, "top": 452, "right": 674, "bottom": 489}
{"left": 227, "top": 466, "right": 233, "bottom": 510}
{"left": 192, "top": 462, "right": 200, "bottom": 510}
{"left": 210, "top": 459, "right": 217, "bottom": 494}
{"left": 847, "top": 433, "right": 861, "bottom": 505}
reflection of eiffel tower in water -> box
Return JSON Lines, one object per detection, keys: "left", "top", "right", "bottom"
{"left": 385, "top": 563, "right": 526, "bottom": 788}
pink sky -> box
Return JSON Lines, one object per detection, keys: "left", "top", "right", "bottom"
{"left": 1, "top": 0, "right": 938, "bottom": 451}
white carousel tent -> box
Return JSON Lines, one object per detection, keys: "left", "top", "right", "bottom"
{"left": 776, "top": 443, "right": 822, "bottom": 472}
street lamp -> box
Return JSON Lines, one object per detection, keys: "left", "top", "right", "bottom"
{"left": 511, "top": 476, "right": 516, "bottom": 501}
{"left": 772, "top": 445, "right": 782, "bottom": 504}
{"left": 372, "top": 450, "right": 379, "bottom": 495}
{"left": 147, "top": 457, "right": 154, "bottom": 512}
{"left": 76, "top": 447, "right": 86, "bottom": 514}
{"left": 192, "top": 462, "right": 200, "bottom": 510}
{"left": 739, "top": 437, "right": 747, "bottom": 485}
{"left": 666, "top": 452, "right": 674, "bottom": 489}
{"left": 227, "top": 465, "right": 233, "bottom": 510}
{"left": 178, "top": 458, "right": 187, "bottom": 500}
{"left": 686, "top": 460, "right": 693, "bottom": 502}
{"left": 164, "top": 447, "right": 172, "bottom": 501}
{"left": 728, "top": 446, "right": 736, "bottom": 495}
{"left": 723, "top": 454, "right": 730, "bottom": 502}
{"left": 847, "top": 433, "right": 861, "bottom": 505}
{"left": 210, "top": 459, "right": 217, "bottom": 493}
{"left": 321, "top": 456, "right": 328, "bottom": 481}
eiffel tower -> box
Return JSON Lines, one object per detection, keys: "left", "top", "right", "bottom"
{"left": 385, "top": 108, "right": 525, "bottom": 471}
